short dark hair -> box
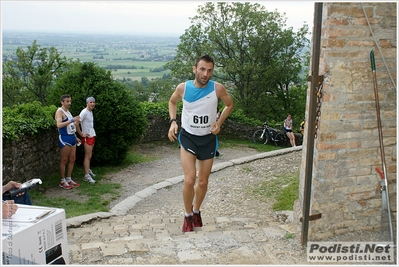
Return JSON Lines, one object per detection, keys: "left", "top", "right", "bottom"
{"left": 60, "top": 94, "right": 71, "bottom": 102}
{"left": 195, "top": 54, "right": 214, "bottom": 67}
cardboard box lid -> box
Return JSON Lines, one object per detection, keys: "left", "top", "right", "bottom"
{"left": 2, "top": 205, "right": 65, "bottom": 238}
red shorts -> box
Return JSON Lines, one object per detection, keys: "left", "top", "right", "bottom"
{"left": 81, "top": 136, "right": 96, "bottom": 146}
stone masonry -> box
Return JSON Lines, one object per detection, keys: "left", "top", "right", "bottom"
{"left": 296, "top": 2, "right": 397, "bottom": 240}
{"left": 2, "top": 129, "right": 60, "bottom": 183}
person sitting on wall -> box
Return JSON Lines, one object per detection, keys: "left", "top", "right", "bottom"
{"left": 284, "top": 113, "right": 296, "bottom": 147}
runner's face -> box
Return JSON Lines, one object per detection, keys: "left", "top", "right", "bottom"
{"left": 87, "top": 100, "right": 96, "bottom": 111}
{"left": 62, "top": 98, "right": 71, "bottom": 109}
{"left": 193, "top": 60, "right": 214, "bottom": 87}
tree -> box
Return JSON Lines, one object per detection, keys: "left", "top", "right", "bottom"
{"left": 165, "top": 2, "right": 310, "bottom": 122}
{"left": 2, "top": 40, "right": 69, "bottom": 107}
{"left": 124, "top": 77, "right": 176, "bottom": 103}
{"left": 146, "top": 78, "right": 176, "bottom": 102}
{"left": 48, "top": 62, "right": 147, "bottom": 165}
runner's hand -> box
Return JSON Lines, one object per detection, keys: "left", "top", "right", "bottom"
{"left": 210, "top": 122, "right": 220, "bottom": 135}
{"left": 168, "top": 123, "right": 179, "bottom": 142}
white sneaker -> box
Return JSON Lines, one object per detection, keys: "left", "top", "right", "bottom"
{"left": 89, "top": 169, "right": 96, "bottom": 177}
{"left": 59, "top": 180, "right": 73, "bottom": 190}
{"left": 83, "top": 174, "right": 96, "bottom": 184}
{"left": 67, "top": 179, "right": 81, "bottom": 187}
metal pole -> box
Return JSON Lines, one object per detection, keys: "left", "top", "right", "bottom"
{"left": 301, "top": 2, "right": 323, "bottom": 248}
{"left": 370, "top": 50, "right": 394, "bottom": 242}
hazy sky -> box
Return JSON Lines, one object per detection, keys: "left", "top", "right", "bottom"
{"left": 1, "top": 1, "right": 316, "bottom": 36}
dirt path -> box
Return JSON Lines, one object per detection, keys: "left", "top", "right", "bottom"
{"left": 42, "top": 143, "right": 261, "bottom": 208}
{"left": 104, "top": 143, "right": 263, "bottom": 209}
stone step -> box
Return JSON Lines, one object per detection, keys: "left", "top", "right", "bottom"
{"left": 67, "top": 214, "right": 304, "bottom": 265}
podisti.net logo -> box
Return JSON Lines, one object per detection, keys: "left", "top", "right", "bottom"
{"left": 307, "top": 242, "right": 394, "bottom": 263}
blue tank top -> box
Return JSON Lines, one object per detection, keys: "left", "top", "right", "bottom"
{"left": 58, "top": 108, "right": 76, "bottom": 135}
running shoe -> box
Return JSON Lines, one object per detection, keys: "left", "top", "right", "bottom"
{"left": 89, "top": 169, "right": 96, "bottom": 177}
{"left": 193, "top": 211, "right": 203, "bottom": 227}
{"left": 182, "top": 215, "right": 194, "bottom": 232}
{"left": 192, "top": 205, "right": 203, "bottom": 227}
{"left": 67, "top": 179, "right": 80, "bottom": 187}
{"left": 83, "top": 174, "right": 96, "bottom": 184}
{"left": 59, "top": 181, "right": 73, "bottom": 190}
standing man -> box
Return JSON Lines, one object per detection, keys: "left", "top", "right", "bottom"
{"left": 77, "top": 97, "right": 97, "bottom": 184}
{"left": 168, "top": 55, "right": 234, "bottom": 232}
{"left": 55, "top": 94, "right": 81, "bottom": 189}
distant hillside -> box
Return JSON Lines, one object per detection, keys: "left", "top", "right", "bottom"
{"left": 2, "top": 31, "right": 180, "bottom": 81}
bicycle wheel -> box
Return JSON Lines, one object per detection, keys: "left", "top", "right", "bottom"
{"left": 252, "top": 129, "right": 267, "bottom": 144}
{"left": 274, "top": 132, "right": 287, "bottom": 147}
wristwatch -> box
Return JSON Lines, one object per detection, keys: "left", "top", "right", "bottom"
{"left": 169, "top": 118, "right": 177, "bottom": 123}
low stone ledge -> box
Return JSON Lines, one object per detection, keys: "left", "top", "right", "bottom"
{"left": 135, "top": 187, "right": 157, "bottom": 199}
{"left": 67, "top": 212, "right": 114, "bottom": 228}
{"left": 110, "top": 195, "right": 143, "bottom": 215}
{"left": 165, "top": 175, "right": 184, "bottom": 184}
{"left": 151, "top": 181, "right": 174, "bottom": 190}
{"left": 211, "top": 161, "right": 234, "bottom": 172}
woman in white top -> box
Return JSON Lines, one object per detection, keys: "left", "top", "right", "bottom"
{"left": 284, "top": 113, "right": 296, "bottom": 147}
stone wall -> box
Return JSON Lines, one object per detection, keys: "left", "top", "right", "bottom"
{"left": 296, "top": 2, "right": 397, "bottom": 240}
{"left": 140, "top": 115, "right": 275, "bottom": 142}
{"left": 138, "top": 115, "right": 303, "bottom": 143}
{"left": 2, "top": 116, "right": 303, "bottom": 184}
{"left": 2, "top": 129, "right": 61, "bottom": 184}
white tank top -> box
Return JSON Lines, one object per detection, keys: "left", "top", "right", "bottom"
{"left": 181, "top": 80, "right": 218, "bottom": 136}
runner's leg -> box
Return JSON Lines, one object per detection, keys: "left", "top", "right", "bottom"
{"left": 181, "top": 148, "right": 197, "bottom": 214}
{"left": 84, "top": 142, "right": 94, "bottom": 175}
{"left": 59, "top": 146, "right": 71, "bottom": 179}
{"left": 193, "top": 158, "right": 214, "bottom": 211}
{"left": 66, "top": 145, "right": 77, "bottom": 178}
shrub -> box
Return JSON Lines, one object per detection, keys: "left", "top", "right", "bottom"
{"left": 229, "top": 108, "right": 262, "bottom": 126}
{"left": 2, "top": 101, "right": 57, "bottom": 142}
{"left": 139, "top": 101, "right": 183, "bottom": 118}
{"left": 47, "top": 62, "right": 147, "bottom": 165}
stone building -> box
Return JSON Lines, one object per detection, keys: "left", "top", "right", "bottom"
{"left": 296, "top": 2, "right": 397, "bottom": 241}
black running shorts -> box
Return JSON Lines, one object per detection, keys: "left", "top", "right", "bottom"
{"left": 178, "top": 128, "right": 218, "bottom": 160}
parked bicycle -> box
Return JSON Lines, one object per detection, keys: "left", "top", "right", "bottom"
{"left": 252, "top": 122, "right": 287, "bottom": 146}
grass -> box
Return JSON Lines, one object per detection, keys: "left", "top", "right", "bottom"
{"left": 29, "top": 144, "right": 157, "bottom": 218}
{"left": 249, "top": 170, "right": 300, "bottom": 211}
{"left": 31, "top": 183, "right": 121, "bottom": 218}
{"left": 284, "top": 233, "right": 295, "bottom": 239}
{"left": 29, "top": 138, "right": 292, "bottom": 218}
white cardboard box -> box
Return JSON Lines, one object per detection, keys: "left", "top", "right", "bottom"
{"left": 2, "top": 205, "right": 69, "bottom": 265}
